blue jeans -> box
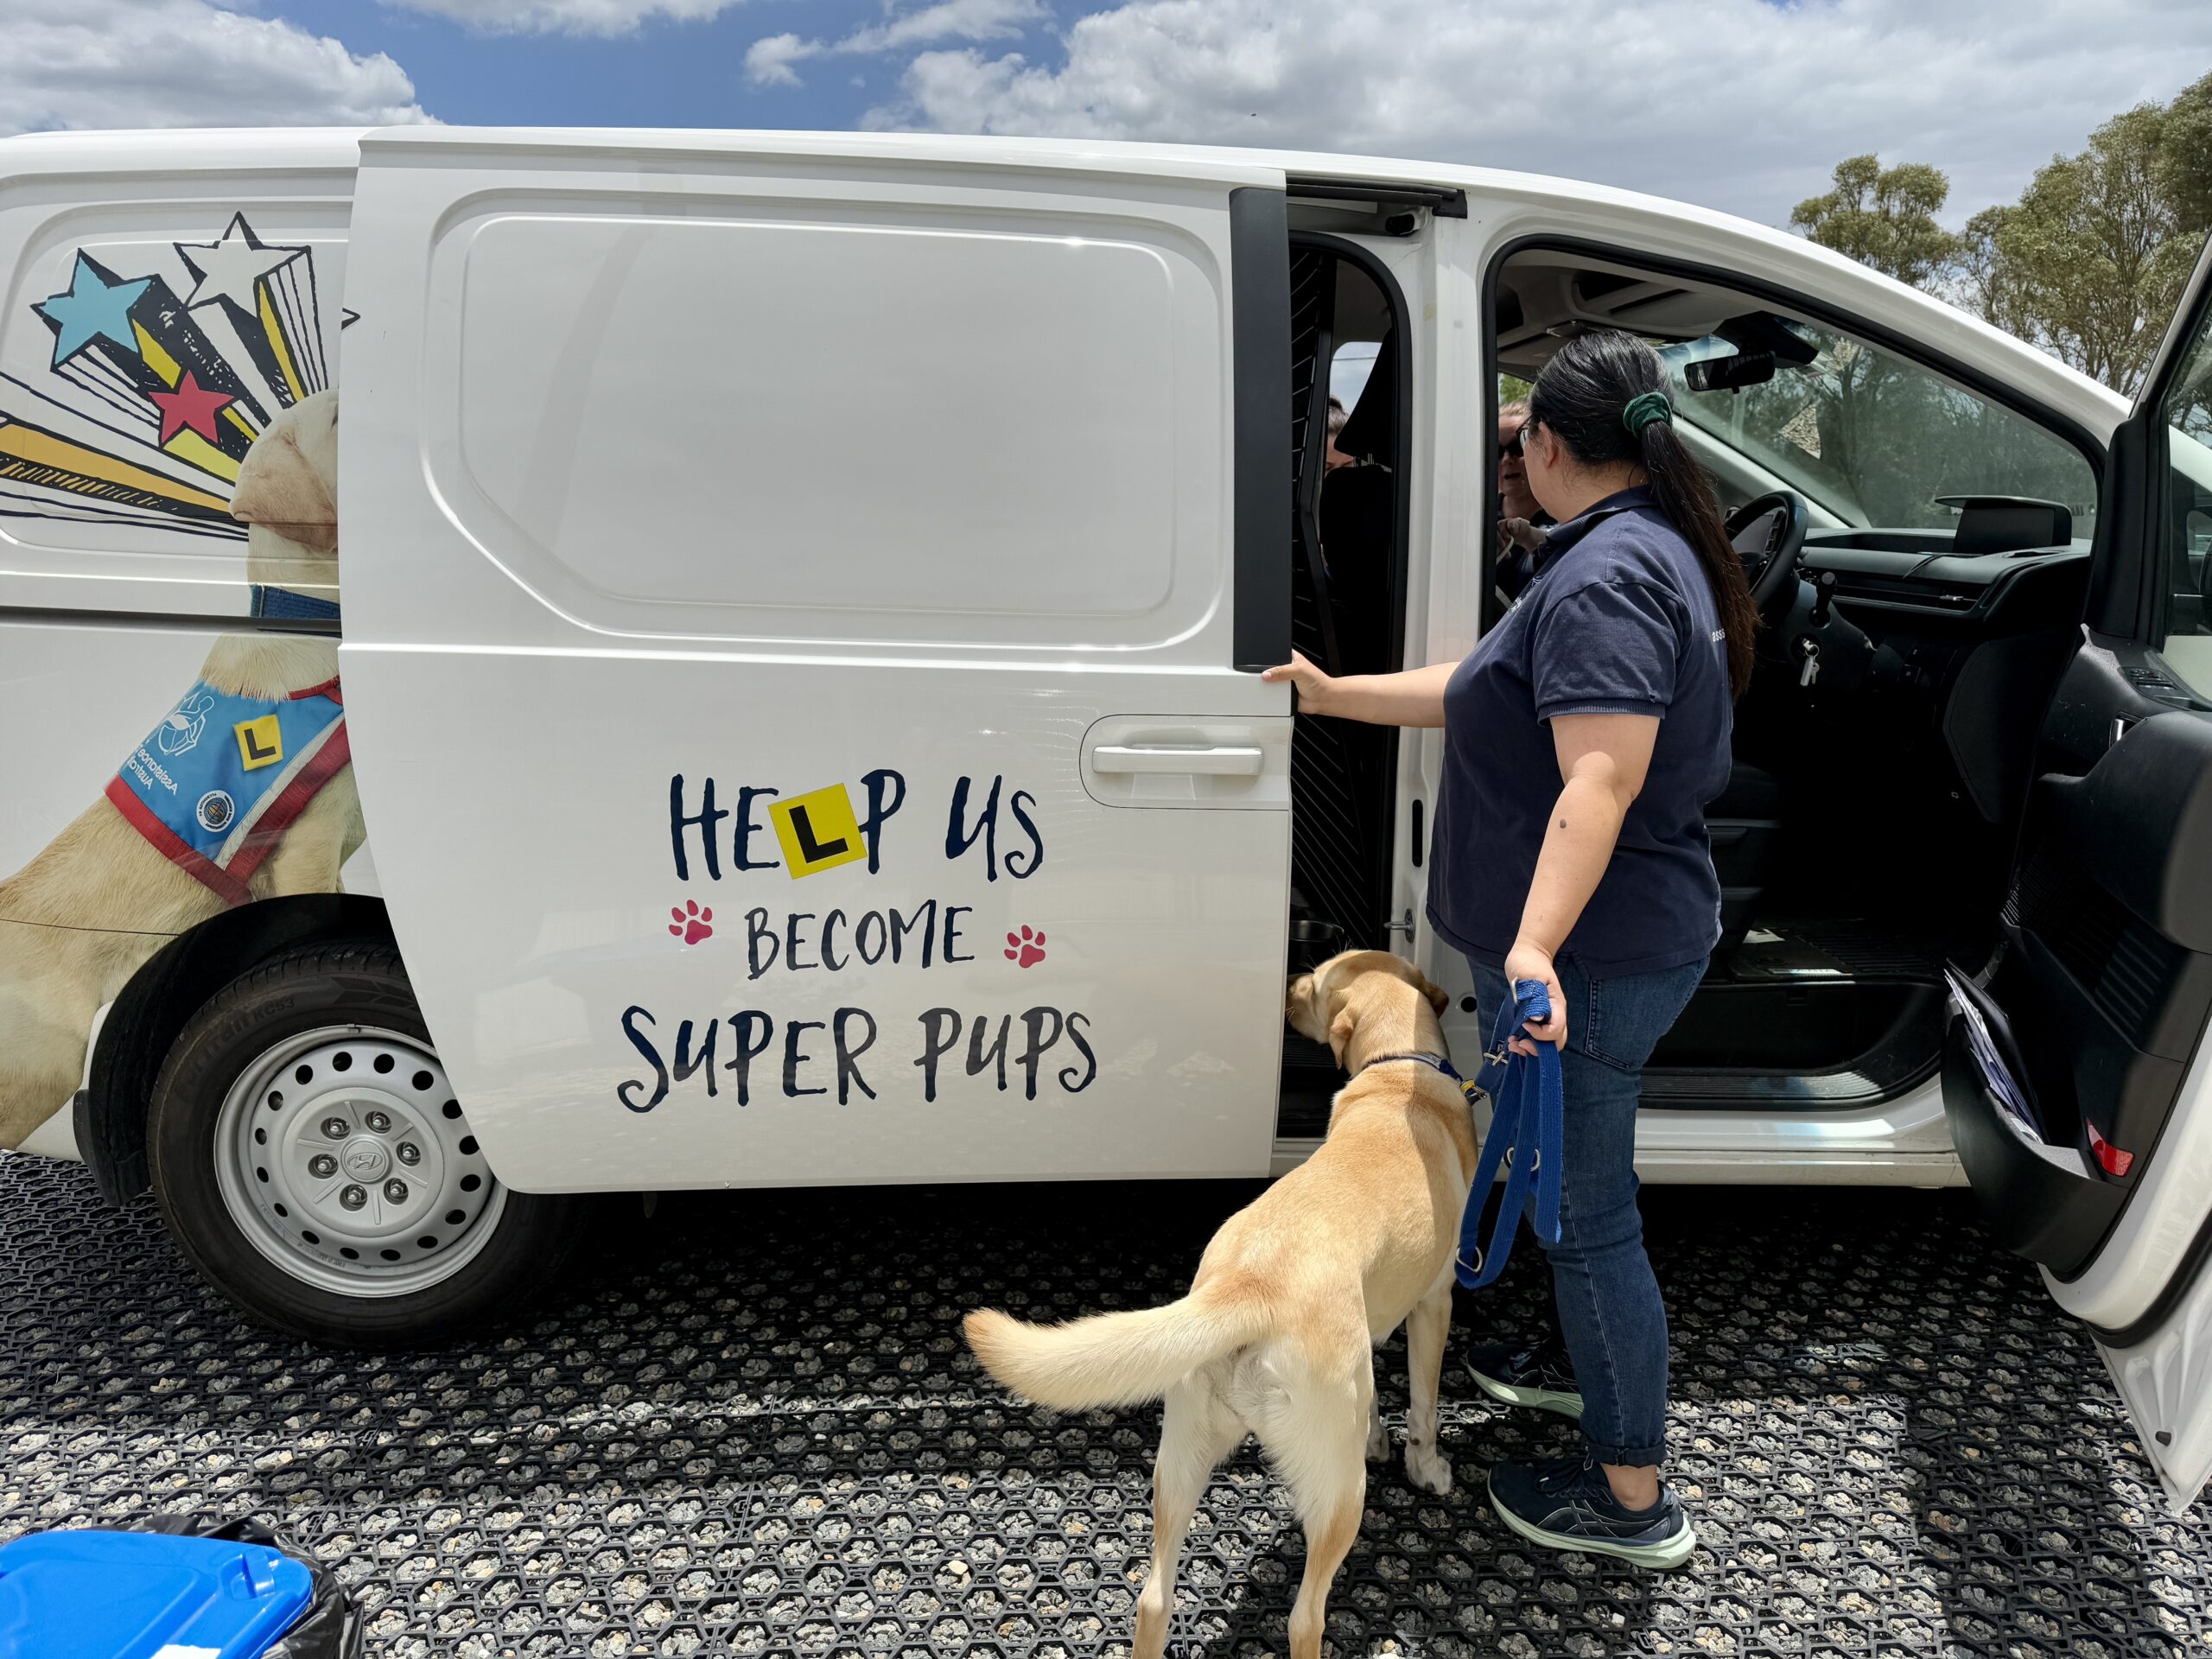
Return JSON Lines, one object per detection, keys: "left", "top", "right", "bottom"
{"left": 1467, "top": 951, "right": 1706, "bottom": 1467}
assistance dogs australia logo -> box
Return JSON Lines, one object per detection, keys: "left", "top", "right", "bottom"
{"left": 156, "top": 690, "right": 214, "bottom": 758}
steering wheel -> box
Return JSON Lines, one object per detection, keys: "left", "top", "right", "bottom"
{"left": 1725, "top": 490, "right": 1809, "bottom": 628}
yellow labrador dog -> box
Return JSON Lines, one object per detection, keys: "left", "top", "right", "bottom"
{"left": 0, "top": 391, "right": 359, "bottom": 1147}
{"left": 964, "top": 950, "right": 1475, "bottom": 1659}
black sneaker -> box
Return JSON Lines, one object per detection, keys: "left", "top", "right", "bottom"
{"left": 1488, "top": 1454, "right": 1696, "bottom": 1568}
{"left": 1465, "top": 1333, "right": 1584, "bottom": 1420}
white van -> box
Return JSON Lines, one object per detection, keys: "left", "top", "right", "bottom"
{"left": 3, "top": 127, "right": 2209, "bottom": 1504}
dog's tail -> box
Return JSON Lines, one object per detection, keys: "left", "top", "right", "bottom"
{"left": 963, "top": 1281, "right": 1268, "bottom": 1409}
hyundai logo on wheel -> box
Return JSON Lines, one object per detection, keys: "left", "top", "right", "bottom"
{"left": 341, "top": 1142, "right": 388, "bottom": 1180}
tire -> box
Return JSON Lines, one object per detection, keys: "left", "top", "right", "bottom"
{"left": 148, "top": 938, "right": 585, "bottom": 1348}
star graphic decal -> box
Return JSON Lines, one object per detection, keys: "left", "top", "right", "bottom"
{"left": 34, "top": 253, "right": 153, "bottom": 367}
{"left": 175, "top": 213, "right": 307, "bottom": 315}
{"left": 147, "top": 370, "right": 238, "bottom": 446}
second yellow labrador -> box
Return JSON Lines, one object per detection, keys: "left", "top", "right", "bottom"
{"left": 964, "top": 949, "right": 1476, "bottom": 1659}
{"left": 0, "top": 391, "right": 359, "bottom": 1148}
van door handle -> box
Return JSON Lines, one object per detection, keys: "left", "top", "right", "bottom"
{"left": 1091, "top": 744, "right": 1265, "bottom": 776}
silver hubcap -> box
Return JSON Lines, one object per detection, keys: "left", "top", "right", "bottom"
{"left": 213, "top": 1025, "right": 506, "bottom": 1297}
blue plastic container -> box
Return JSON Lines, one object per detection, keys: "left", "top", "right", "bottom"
{"left": 0, "top": 1529, "right": 315, "bottom": 1659}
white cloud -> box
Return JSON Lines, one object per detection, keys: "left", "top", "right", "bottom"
{"left": 747, "top": 0, "right": 1044, "bottom": 89}
{"left": 864, "top": 0, "right": 2212, "bottom": 224}
{"left": 385, "top": 0, "right": 740, "bottom": 32}
{"left": 0, "top": 0, "right": 430, "bottom": 136}
{"left": 745, "top": 31, "right": 815, "bottom": 88}
{"left": 840, "top": 0, "right": 1046, "bottom": 53}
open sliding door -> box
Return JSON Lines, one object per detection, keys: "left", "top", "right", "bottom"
{"left": 339, "top": 130, "right": 1295, "bottom": 1192}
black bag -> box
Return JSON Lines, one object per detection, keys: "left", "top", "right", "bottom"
{"left": 136, "top": 1514, "right": 363, "bottom": 1659}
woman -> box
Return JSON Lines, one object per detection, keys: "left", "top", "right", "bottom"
{"left": 1264, "top": 327, "right": 1758, "bottom": 1568}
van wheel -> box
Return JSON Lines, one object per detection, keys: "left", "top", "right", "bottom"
{"left": 148, "top": 938, "right": 583, "bottom": 1348}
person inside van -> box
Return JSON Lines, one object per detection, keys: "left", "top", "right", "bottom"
{"left": 1495, "top": 397, "right": 1551, "bottom": 601}
{"left": 1264, "top": 327, "right": 1758, "bottom": 1568}
{"left": 1325, "top": 395, "right": 1356, "bottom": 474}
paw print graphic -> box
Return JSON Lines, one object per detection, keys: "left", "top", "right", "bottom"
{"left": 670, "top": 899, "right": 714, "bottom": 944}
{"left": 1005, "top": 925, "right": 1046, "bottom": 968}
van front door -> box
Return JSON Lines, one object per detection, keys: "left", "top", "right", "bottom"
{"left": 1943, "top": 233, "right": 2212, "bottom": 1510}
{"left": 338, "top": 131, "right": 1294, "bottom": 1193}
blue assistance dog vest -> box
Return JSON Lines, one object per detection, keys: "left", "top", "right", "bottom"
{"left": 105, "top": 677, "right": 349, "bottom": 907}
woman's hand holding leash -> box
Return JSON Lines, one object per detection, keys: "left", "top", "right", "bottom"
{"left": 1502, "top": 940, "right": 1567, "bottom": 1052}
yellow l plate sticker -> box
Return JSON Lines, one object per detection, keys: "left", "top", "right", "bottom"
{"left": 770, "top": 783, "right": 868, "bottom": 878}
{"left": 234, "top": 714, "right": 283, "bottom": 771}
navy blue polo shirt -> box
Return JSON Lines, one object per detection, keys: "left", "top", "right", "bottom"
{"left": 1427, "top": 486, "right": 1731, "bottom": 977}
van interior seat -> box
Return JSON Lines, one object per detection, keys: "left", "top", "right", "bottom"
{"left": 1707, "top": 759, "right": 1782, "bottom": 947}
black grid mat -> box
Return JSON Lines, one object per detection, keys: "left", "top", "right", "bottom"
{"left": 0, "top": 1154, "right": 2204, "bottom": 1657}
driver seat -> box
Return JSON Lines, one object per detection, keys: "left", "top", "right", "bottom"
{"left": 1707, "top": 760, "right": 1781, "bottom": 948}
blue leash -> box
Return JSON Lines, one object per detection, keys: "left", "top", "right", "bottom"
{"left": 1453, "top": 977, "right": 1564, "bottom": 1289}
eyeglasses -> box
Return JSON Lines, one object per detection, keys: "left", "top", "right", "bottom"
{"left": 1501, "top": 419, "right": 1535, "bottom": 461}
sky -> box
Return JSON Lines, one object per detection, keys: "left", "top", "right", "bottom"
{"left": 0, "top": 0, "right": 2208, "bottom": 230}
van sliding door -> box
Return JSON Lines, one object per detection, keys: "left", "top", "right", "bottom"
{"left": 337, "top": 131, "right": 1295, "bottom": 1192}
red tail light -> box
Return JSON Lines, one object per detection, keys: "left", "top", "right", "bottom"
{"left": 2088, "top": 1120, "right": 2135, "bottom": 1178}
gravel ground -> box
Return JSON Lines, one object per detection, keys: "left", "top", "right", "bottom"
{"left": 0, "top": 1152, "right": 2205, "bottom": 1657}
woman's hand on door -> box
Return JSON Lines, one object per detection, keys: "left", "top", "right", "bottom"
{"left": 1262, "top": 653, "right": 1457, "bottom": 728}
{"left": 1261, "top": 650, "right": 1336, "bottom": 712}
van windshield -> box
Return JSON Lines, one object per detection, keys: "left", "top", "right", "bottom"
{"left": 1656, "top": 319, "right": 2098, "bottom": 538}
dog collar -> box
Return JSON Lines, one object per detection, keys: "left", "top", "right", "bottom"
{"left": 251, "top": 583, "right": 340, "bottom": 623}
{"left": 1358, "top": 1051, "right": 1482, "bottom": 1100}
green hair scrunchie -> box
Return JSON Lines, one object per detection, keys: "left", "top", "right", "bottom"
{"left": 1622, "top": 391, "right": 1673, "bottom": 436}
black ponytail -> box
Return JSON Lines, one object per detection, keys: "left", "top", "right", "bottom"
{"left": 1528, "top": 328, "right": 1759, "bottom": 700}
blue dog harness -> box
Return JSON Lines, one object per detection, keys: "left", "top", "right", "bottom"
{"left": 106, "top": 675, "right": 349, "bottom": 906}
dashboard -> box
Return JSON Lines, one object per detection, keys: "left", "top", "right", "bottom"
{"left": 1780, "top": 531, "right": 2094, "bottom": 823}
{"left": 1801, "top": 531, "right": 2092, "bottom": 625}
